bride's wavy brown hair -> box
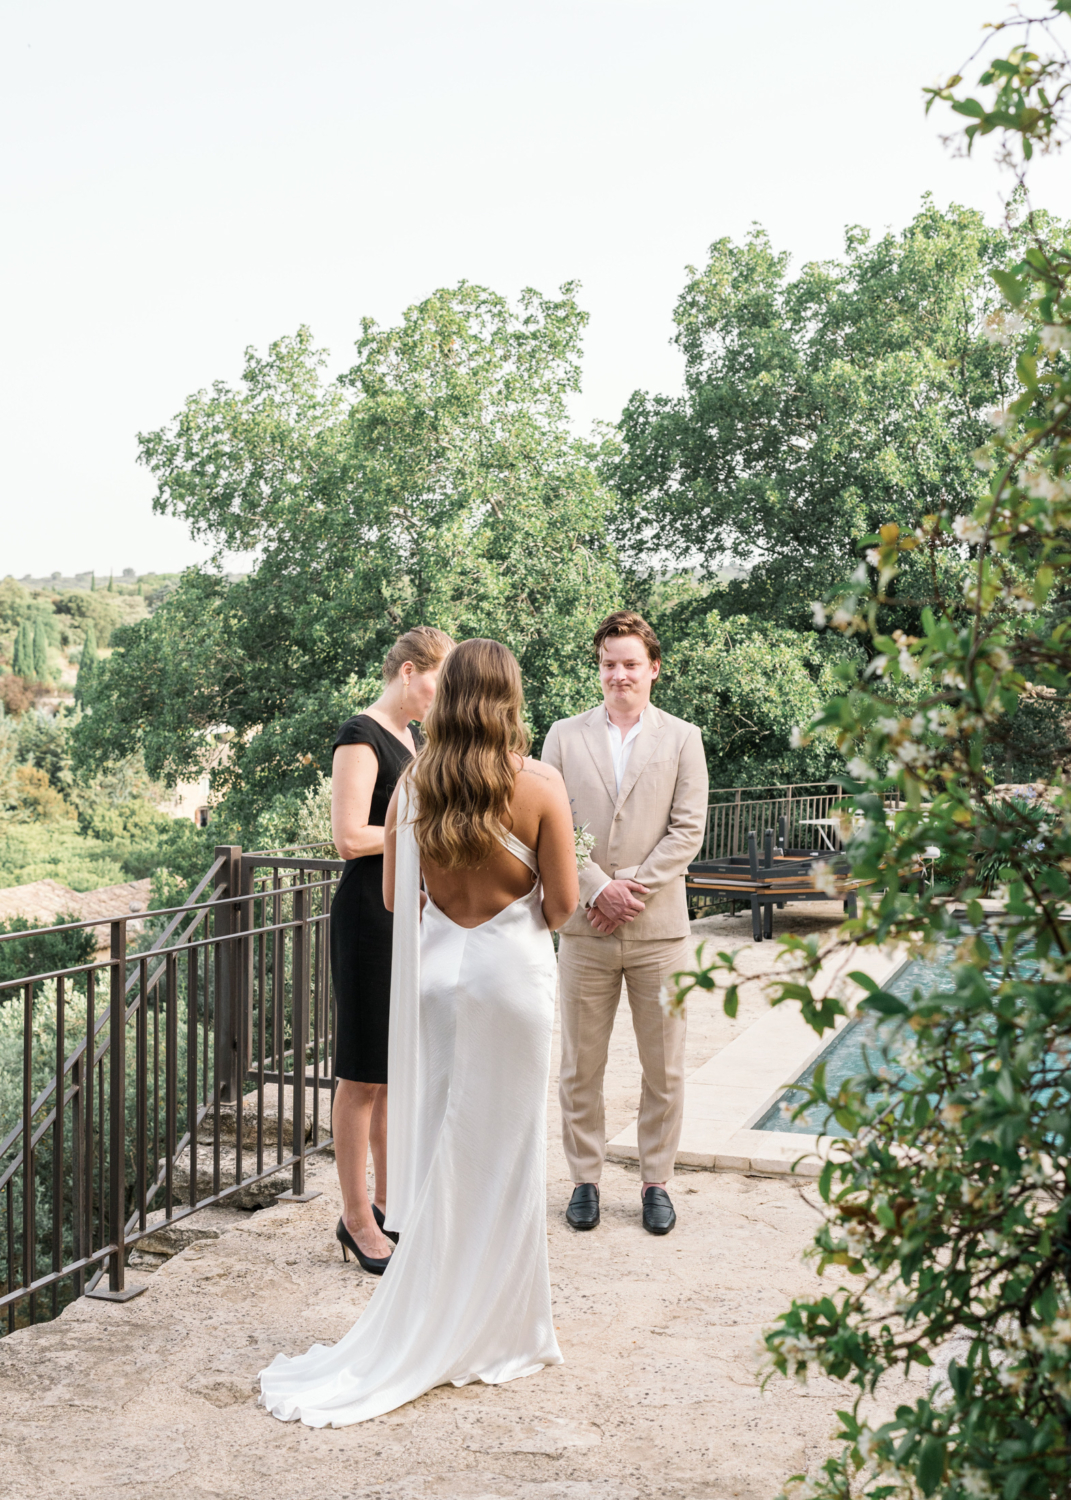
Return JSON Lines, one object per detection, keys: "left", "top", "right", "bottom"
{"left": 409, "top": 638, "right": 530, "bottom": 869}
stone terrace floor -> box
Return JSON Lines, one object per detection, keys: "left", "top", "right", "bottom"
{"left": 0, "top": 904, "right": 926, "bottom": 1500}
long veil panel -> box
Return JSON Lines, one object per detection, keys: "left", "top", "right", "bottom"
{"left": 384, "top": 780, "right": 421, "bottom": 1235}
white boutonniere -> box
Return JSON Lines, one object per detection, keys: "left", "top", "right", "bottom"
{"left": 573, "top": 821, "right": 595, "bottom": 871}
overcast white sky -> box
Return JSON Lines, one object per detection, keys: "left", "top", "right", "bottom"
{"left": 3, "top": 0, "right": 1069, "bottom": 579}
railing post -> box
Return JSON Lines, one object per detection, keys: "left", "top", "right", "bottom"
{"left": 279, "top": 880, "right": 320, "bottom": 1204}
{"left": 215, "top": 845, "right": 243, "bottom": 1103}
{"left": 87, "top": 919, "right": 145, "bottom": 1302}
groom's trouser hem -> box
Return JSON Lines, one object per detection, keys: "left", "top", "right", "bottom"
{"left": 557, "top": 933, "right": 689, "bottom": 1185}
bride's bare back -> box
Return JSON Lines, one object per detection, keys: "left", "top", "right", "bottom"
{"left": 384, "top": 755, "right": 578, "bottom": 932}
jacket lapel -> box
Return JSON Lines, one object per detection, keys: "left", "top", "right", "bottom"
{"left": 580, "top": 708, "right": 618, "bottom": 807}
{"left": 615, "top": 706, "right": 667, "bottom": 812}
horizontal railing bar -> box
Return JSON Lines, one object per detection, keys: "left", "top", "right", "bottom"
{"left": 136, "top": 854, "right": 228, "bottom": 961}
{"left": 243, "top": 856, "right": 345, "bottom": 872}
{"left": 0, "top": 861, "right": 335, "bottom": 958}
{"left": 2, "top": 1132, "right": 337, "bottom": 1311}
{"left": 254, "top": 1071, "right": 336, "bottom": 1091}
{"left": 0, "top": 866, "right": 230, "bottom": 946}
{"left": 0, "top": 903, "right": 334, "bottom": 1157}
{"left": 0, "top": 892, "right": 334, "bottom": 995}
{"left": 0, "top": 1247, "right": 115, "bottom": 1311}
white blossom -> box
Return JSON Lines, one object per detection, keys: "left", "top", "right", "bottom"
{"left": 810, "top": 601, "right": 827, "bottom": 628}
{"left": 953, "top": 515, "right": 987, "bottom": 546}
{"left": 876, "top": 716, "right": 900, "bottom": 736}
{"left": 982, "top": 309, "right": 1025, "bottom": 347}
{"left": 898, "top": 647, "right": 920, "bottom": 681}
{"left": 1039, "top": 322, "right": 1071, "bottom": 355}
{"left": 850, "top": 562, "right": 869, "bottom": 584}
{"left": 846, "top": 756, "right": 872, "bottom": 780}
{"left": 864, "top": 549, "right": 881, "bottom": 568}
{"left": 988, "top": 647, "right": 1012, "bottom": 672}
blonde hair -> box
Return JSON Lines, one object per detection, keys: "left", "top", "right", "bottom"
{"left": 382, "top": 625, "right": 454, "bottom": 682}
{"left": 409, "top": 639, "right": 530, "bottom": 869}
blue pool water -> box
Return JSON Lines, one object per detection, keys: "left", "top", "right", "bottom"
{"left": 753, "top": 941, "right": 1031, "bottom": 1135}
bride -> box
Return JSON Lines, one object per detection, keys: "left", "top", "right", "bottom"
{"left": 260, "top": 638, "right": 579, "bottom": 1427}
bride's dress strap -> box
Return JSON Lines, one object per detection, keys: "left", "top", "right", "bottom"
{"left": 497, "top": 827, "right": 538, "bottom": 874}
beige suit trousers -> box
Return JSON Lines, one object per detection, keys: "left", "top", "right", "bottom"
{"left": 558, "top": 932, "right": 689, "bottom": 1185}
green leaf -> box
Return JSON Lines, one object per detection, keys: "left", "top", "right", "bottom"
{"left": 858, "top": 991, "right": 909, "bottom": 1017}
{"left": 723, "top": 984, "right": 739, "bottom": 1020}
{"left": 992, "top": 268, "right": 1028, "bottom": 308}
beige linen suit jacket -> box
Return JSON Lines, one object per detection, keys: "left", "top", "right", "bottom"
{"left": 541, "top": 704, "right": 709, "bottom": 941}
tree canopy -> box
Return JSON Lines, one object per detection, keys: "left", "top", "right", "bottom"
{"left": 75, "top": 283, "right": 623, "bottom": 830}
{"left": 608, "top": 199, "right": 1030, "bottom": 628}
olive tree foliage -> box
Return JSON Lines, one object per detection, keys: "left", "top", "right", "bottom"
{"left": 74, "top": 283, "right": 620, "bottom": 832}
{"left": 608, "top": 198, "right": 1032, "bottom": 631}
{"left": 653, "top": 602, "right": 857, "bottom": 787}
{"left": 670, "top": 14, "right": 1071, "bottom": 1499}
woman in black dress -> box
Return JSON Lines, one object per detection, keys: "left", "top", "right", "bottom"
{"left": 331, "top": 626, "right": 454, "bottom": 1272}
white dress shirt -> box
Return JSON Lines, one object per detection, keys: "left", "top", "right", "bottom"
{"left": 606, "top": 708, "right": 644, "bottom": 792}
{"left": 590, "top": 709, "right": 644, "bottom": 906}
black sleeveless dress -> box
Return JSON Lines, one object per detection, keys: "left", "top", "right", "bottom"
{"left": 330, "top": 714, "right": 421, "bottom": 1084}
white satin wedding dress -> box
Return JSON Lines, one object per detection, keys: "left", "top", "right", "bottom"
{"left": 259, "top": 786, "right": 562, "bottom": 1426}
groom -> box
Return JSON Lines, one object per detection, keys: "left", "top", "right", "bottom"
{"left": 541, "top": 611, "right": 708, "bottom": 1236}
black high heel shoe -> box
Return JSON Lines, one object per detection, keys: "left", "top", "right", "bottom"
{"left": 336, "top": 1218, "right": 392, "bottom": 1275}
{"left": 372, "top": 1203, "right": 399, "bottom": 1245}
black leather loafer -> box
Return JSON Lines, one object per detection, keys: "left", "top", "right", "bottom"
{"left": 642, "top": 1186, "right": 676, "bottom": 1236}
{"left": 566, "top": 1183, "right": 600, "bottom": 1230}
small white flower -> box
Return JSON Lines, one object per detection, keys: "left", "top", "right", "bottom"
{"left": 831, "top": 608, "right": 853, "bottom": 629}
{"left": 987, "top": 407, "right": 1013, "bottom": 434}
{"left": 864, "top": 549, "right": 881, "bottom": 568}
{"left": 876, "top": 716, "right": 900, "bottom": 736}
{"left": 810, "top": 601, "right": 827, "bottom": 628}
{"left": 953, "top": 515, "right": 987, "bottom": 546}
{"left": 846, "top": 756, "right": 872, "bottom": 780}
{"left": 1039, "top": 323, "right": 1071, "bottom": 355}
{"left": 790, "top": 725, "right": 806, "bottom": 749}
{"left": 850, "top": 562, "right": 869, "bottom": 584}
{"left": 863, "top": 654, "right": 888, "bottom": 679}
{"left": 898, "top": 647, "right": 920, "bottom": 681}
{"left": 658, "top": 983, "right": 683, "bottom": 1018}
{"left": 812, "top": 860, "right": 838, "bottom": 896}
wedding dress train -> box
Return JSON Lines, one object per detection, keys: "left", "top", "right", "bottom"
{"left": 259, "top": 788, "right": 562, "bottom": 1426}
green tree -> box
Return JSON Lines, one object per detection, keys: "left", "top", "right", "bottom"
{"left": 74, "top": 285, "right": 621, "bottom": 831}
{"left": 32, "top": 619, "right": 49, "bottom": 682}
{"left": 12, "top": 620, "right": 33, "bottom": 680}
{"left": 673, "top": 14, "right": 1071, "bottom": 1496}
{"left": 653, "top": 601, "right": 856, "bottom": 786}
{"left": 74, "top": 624, "right": 97, "bottom": 703}
{"left": 609, "top": 199, "right": 1030, "bottom": 629}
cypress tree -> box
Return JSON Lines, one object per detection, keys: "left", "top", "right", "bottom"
{"left": 75, "top": 625, "right": 98, "bottom": 703}
{"left": 32, "top": 619, "right": 49, "bottom": 681}
{"left": 12, "top": 620, "right": 33, "bottom": 679}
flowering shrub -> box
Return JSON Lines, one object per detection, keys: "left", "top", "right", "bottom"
{"left": 672, "top": 12, "right": 1071, "bottom": 1496}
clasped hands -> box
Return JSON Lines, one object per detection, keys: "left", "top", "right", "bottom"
{"left": 585, "top": 877, "right": 650, "bottom": 935}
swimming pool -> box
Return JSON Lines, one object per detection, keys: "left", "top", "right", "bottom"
{"left": 753, "top": 937, "right": 1032, "bottom": 1135}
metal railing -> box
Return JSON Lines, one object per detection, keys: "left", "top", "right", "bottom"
{"left": 0, "top": 843, "right": 343, "bottom": 1331}
{"left": 702, "top": 783, "right": 846, "bottom": 861}
{"left": 0, "top": 781, "right": 866, "bottom": 1333}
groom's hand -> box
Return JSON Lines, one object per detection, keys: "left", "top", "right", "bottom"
{"left": 588, "top": 878, "right": 650, "bottom": 934}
